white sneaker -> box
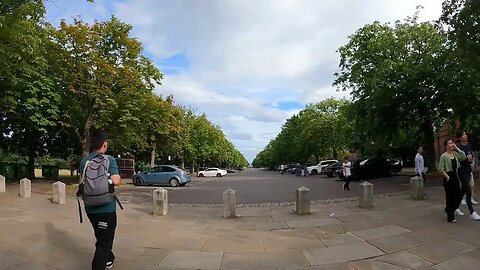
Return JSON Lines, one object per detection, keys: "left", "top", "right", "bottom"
{"left": 472, "top": 198, "right": 478, "bottom": 205}
{"left": 471, "top": 212, "right": 480, "bottom": 221}
{"left": 455, "top": 209, "right": 465, "bottom": 216}
{"left": 461, "top": 198, "right": 467, "bottom": 205}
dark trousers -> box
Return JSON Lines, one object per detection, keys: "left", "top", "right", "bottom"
{"left": 87, "top": 212, "right": 117, "bottom": 270}
{"left": 459, "top": 173, "right": 474, "bottom": 214}
{"left": 443, "top": 173, "right": 462, "bottom": 222}
{"left": 343, "top": 175, "right": 351, "bottom": 191}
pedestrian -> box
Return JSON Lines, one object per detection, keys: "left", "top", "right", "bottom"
{"left": 80, "top": 130, "right": 122, "bottom": 269}
{"left": 455, "top": 131, "right": 480, "bottom": 220}
{"left": 342, "top": 157, "right": 352, "bottom": 191}
{"left": 414, "top": 146, "right": 427, "bottom": 197}
{"left": 439, "top": 139, "right": 466, "bottom": 223}
{"left": 295, "top": 163, "right": 301, "bottom": 177}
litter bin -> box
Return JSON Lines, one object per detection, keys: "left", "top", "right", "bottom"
{"left": 42, "top": 165, "right": 59, "bottom": 179}
{"left": 0, "top": 162, "right": 15, "bottom": 180}
{"left": 14, "top": 163, "right": 29, "bottom": 179}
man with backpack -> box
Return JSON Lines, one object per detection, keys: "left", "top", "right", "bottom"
{"left": 79, "top": 130, "right": 121, "bottom": 269}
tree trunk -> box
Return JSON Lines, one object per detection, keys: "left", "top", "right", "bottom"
{"left": 422, "top": 118, "right": 437, "bottom": 172}
{"left": 27, "top": 129, "right": 38, "bottom": 179}
{"left": 150, "top": 147, "right": 156, "bottom": 168}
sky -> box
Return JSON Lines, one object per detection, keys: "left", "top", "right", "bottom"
{"left": 45, "top": 0, "right": 444, "bottom": 163}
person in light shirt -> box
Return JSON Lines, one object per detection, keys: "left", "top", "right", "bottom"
{"left": 342, "top": 157, "right": 352, "bottom": 191}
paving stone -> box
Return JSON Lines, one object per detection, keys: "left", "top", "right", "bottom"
{"left": 410, "top": 239, "right": 475, "bottom": 264}
{"left": 369, "top": 235, "right": 419, "bottom": 253}
{"left": 350, "top": 260, "right": 409, "bottom": 270}
{"left": 375, "top": 250, "right": 433, "bottom": 269}
{"left": 286, "top": 217, "right": 342, "bottom": 228}
{"left": 203, "top": 238, "right": 265, "bottom": 252}
{"left": 401, "top": 228, "right": 453, "bottom": 245}
{"left": 159, "top": 250, "right": 223, "bottom": 269}
{"left": 255, "top": 220, "right": 289, "bottom": 230}
{"left": 0, "top": 249, "right": 29, "bottom": 269}
{"left": 264, "top": 236, "right": 326, "bottom": 251}
{"left": 145, "top": 235, "right": 207, "bottom": 251}
{"left": 431, "top": 255, "right": 480, "bottom": 270}
{"left": 220, "top": 250, "right": 309, "bottom": 269}
{"left": 319, "top": 233, "right": 363, "bottom": 247}
{"left": 42, "top": 250, "right": 91, "bottom": 270}
{"left": 307, "top": 242, "right": 385, "bottom": 265}
{"left": 350, "top": 224, "right": 410, "bottom": 241}
{"left": 3, "top": 260, "right": 58, "bottom": 270}
{"left": 271, "top": 226, "right": 326, "bottom": 238}
{"left": 464, "top": 248, "right": 480, "bottom": 261}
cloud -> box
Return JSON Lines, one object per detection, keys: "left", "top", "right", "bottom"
{"left": 46, "top": 0, "right": 444, "bottom": 162}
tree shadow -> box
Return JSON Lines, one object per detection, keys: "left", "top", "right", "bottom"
{"left": 44, "top": 222, "right": 89, "bottom": 254}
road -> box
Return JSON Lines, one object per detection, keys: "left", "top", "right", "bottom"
{"left": 117, "top": 168, "right": 441, "bottom": 204}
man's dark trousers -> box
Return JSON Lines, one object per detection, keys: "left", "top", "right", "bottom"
{"left": 87, "top": 212, "right": 116, "bottom": 270}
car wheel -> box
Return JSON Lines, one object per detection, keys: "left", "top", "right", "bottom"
{"left": 170, "top": 178, "right": 179, "bottom": 187}
{"left": 199, "top": 173, "right": 204, "bottom": 177}
{"left": 311, "top": 169, "right": 318, "bottom": 175}
{"left": 216, "top": 173, "right": 222, "bottom": 177}
{"left": 134, "top": 177, "right": 144, "bottom": 186}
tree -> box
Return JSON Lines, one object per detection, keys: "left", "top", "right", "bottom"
{"left": 0, "top": 0, "right": 62, "bottom": 178}
{"left": 52, "top": 17, "right": 163, "bottom": 156}
{"left": 334, "top": 14, "right": 452, "bottom": 171}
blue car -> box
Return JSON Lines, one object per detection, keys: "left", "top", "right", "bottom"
{"left": 132, "top": 165, "right": 191, "bottom": 187}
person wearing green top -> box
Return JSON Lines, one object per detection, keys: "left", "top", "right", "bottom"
{"left": 438, "top": 139, "right": 466, "bottom": 223}
{"left": 80, "top": 130, "right": 121, "bottom": 269}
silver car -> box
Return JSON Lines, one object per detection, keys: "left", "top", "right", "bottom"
{"left": 132, "top": 165, "right": 191, "bottom": 187}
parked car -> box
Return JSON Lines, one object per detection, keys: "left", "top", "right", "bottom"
{"left": 307, "top": 160, "right": 338, "bottom": 175}
{"left": 132, "top": 165, "right": 191, "bottom": 187}
{"left": 322, "top": 161, "right": 342, "bottom": 178}
{"left": 353, "top": 157, "right": 402, "bottom": 180}
{"left": 198, "top": 167, "right": 227, "bottom": 177}
{"left": 280, "top": 164, "right": 296, "bottom": 174}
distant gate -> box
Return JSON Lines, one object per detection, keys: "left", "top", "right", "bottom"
{"left": 116, "top": 158, "right": 135, "bottom": 179}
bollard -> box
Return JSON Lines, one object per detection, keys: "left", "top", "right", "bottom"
{"left": 359, "top": 181, "right": 374, "bottom": 209}
{"left": 19, "top": 178, "right": 31, "bottom": 198}
{"left": 410, "top": 176, "right": 424, "bottom": 200}
{"left": 223, "top": 189, "right": 236, "bottom": 218}
{"left": 53, "top": 181, "right": 66, "bottom": 204}
{"left": 153, "top": 188, "right": 168, "bottom": 216}
{"left": 0, "top": 175, "right": 5, "bottom": 193}
{"left": 296, "top": 186, "right": 311, "bottom": 215}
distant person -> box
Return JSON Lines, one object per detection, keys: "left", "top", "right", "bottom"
{"left": 79, "top": 130, "right": 122, "bottom": 269}
{"left": 414, "top": 146, "right": 427, "bottom": 197}
{"left": 295, "top": 163, "right": 301, "bottom": 177}
{"left": 342, "top": 157, "right": 352, "bottom": 191}
{"left": 439, "top": 139, "right": 466, "bottom": 223}
{"left": 455, "top": 131, "right": 480, "bottom": 220}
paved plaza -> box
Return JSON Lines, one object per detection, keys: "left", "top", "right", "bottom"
{"left": 1, "top": 182, "right": 480, "bottom": 269}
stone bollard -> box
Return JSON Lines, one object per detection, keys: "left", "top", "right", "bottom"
{"left": 52, "top": 181, "right": 66, "bottom": 204}
{"left": 223, "top": 189, "right": 236, "bottom": 218}
{"left": 153, "top": 188, "right": 168, "bottom": 216}
{"left": 359, "top": 181, "right": 374, "bottom": 209}
{"left": 296, "top": 186, "right": 311, "bottom": 215}
{"left": 19, "top": 178, "right": 31, "bottom": 198}
{"left": 410, "top": 176, "right": 424, "bottom": 200}
{"left": 0, "top": 175, "right": 5, "bottom": 193}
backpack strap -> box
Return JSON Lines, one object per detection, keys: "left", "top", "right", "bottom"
{"left": 77, "top": 196, "right": 83, "bottom": 223}
{"left": 114, "top": 195, "right": 124, "bottom": 210}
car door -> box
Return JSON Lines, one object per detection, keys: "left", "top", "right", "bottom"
{"left": 144, "top": 167, "right": 162, "bottom": 184}
{"left": 206, "top": 168, "right": 216, "bottom": 177}
{"left": 160, "top": 166, "right": 176, "bottom": 184}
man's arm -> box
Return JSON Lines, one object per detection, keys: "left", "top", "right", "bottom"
{"left": 108, "top": 157, "right": 122, "bottom": 185}
{"left": 414, "top": 156, "right": 421, "bottom": 174}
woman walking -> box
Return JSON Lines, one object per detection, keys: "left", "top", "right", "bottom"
{"left": 438, "top": 139, "right": 466, "bottom": 223}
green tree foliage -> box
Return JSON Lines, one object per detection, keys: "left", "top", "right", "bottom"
{"left": 0, "top": 2, "right": 248, "bottom": 175}
{"left": 252, "top": 99, "right": 350, "bottom": 168}
{"left": 334, "top": 14, "right": 452, "bottom": 171}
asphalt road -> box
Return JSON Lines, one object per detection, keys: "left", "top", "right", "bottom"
{"left": 117, "top": 168, "right": 442, "bottom": 204}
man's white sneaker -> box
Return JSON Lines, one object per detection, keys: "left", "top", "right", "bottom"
{"left": 471, "top": 212, "right": 480, "bottom": 221}
{"left": 461, "top": 198, "right": 467, "bottom": 205}
{"left": 455, "top": 209, "right": 465, "bottom": 216}
{"left": 472, "top": 198, "right": 478, "bottom": 205}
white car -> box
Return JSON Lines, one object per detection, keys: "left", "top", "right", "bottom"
{"left": 198, "top": 167, "right": 227, "bottom": 177}
{"left": 307, "top": 160, "right": 338, "bottom": 175}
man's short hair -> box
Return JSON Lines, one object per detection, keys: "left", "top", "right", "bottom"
{"left": 90, "top": 130, "right": 109, "bottom": 151}
{"left": 457, "top": 130, "right": 466, "bottom": 139}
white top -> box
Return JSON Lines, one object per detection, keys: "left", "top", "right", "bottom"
{"left": 415, "top": 153, "right": 425, "bottom": 174}
{"left": 342, "top": 161, "right": 351, "bottom": 177}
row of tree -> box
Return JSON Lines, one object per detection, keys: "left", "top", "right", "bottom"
{"left": 0, "top": 1, "right": 248, "bottom": 178}
{"left": 253, "top": 2, "right": 480, "bottom": 171}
